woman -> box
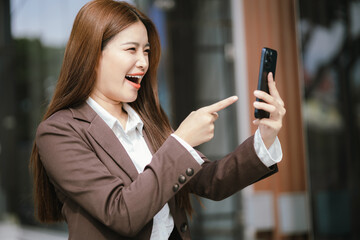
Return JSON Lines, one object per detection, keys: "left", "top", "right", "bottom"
{"left": 30, "top": 0, "right": 286, "bottom": 239}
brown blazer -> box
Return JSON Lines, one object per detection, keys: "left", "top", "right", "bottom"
{"left": 36, "top": 102, "right": 277, "bottom": 240}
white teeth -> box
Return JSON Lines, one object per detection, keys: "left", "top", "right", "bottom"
{"left": 125, "top": 75, "right": 142, "bottom": 79}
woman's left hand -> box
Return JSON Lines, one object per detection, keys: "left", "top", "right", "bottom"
{"left": 253, "top": 72, "right": 286, "bottom": 149}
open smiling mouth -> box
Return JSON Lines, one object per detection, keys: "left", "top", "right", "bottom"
{"left": 125, "top": 74, "right": 143, "bottom": 89}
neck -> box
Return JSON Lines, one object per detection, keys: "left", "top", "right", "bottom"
{"left": 90, "top": 93, "right": 128, "bottom": 128}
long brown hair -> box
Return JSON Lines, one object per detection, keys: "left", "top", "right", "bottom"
{"left": 30, "top": 0, "right": 192, "bottom": 223}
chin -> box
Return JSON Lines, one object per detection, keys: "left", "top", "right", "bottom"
{"left": 124, "top": 94, "right": 138, "bottom": 103}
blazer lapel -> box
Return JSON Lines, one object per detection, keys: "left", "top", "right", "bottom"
{"left": 71, "top": 103, "right": 139, "bottom": 181}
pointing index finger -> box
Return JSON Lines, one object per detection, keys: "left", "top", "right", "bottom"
{"left": 203, "top": 96, "right": 238, "bottom": 113}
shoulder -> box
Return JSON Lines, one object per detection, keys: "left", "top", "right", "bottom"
{"left": 37, "top": 109, "right": 74, "bottom": 134}
{"left": 37, "top": 103, "right": 96, "bottom": 135}
{"left": 35, "top": 110, "right": 79, "bottom": 149}
{"left": 47, "top": 108, "right": 74, "bottom": 123}
{"left": 35, "top": 106, "right": 96, "bottom": 155}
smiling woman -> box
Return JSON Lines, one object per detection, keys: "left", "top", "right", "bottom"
{"left": 29, "top": 0, "right": 284, "bottom": 240}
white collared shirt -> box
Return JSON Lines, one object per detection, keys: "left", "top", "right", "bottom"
{"left": 86, "top": 97, "right": 282, "bottom": 239}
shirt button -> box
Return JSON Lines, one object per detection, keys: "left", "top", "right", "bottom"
{"left": 180, "top": 223, "right": 188, "bottom": 232}
{"left": 178, "top": 175, "right": 186, "bottom": 184}
{"left": 186, "top": 168, "right": 194, "bottom": 176}
{"left": 173, "top": 184, "right": 179, "bottom": 192}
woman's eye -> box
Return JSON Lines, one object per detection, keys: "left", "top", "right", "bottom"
{"left": 127, "top": 47, "right": 136, "bottom": 51}
{"left": 144, "top": 49, "right": 150, "bottom": 54}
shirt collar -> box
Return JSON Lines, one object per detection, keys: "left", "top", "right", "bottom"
{"left": 86, "top": 97, "right": 144, "bottom": 135}
{"left": 123, "top": 102, "right": 144, "bottom": 134}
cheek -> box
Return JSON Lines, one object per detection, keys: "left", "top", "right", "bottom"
{"left": 96, "top": 64, "right": 123, "bottom": 94}
{"left": 99, "top": 57, "right": 126, "bottom": 81}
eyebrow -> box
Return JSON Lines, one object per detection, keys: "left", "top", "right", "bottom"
{"left": 121, "top": 42, "right": 150, "bottom": 47}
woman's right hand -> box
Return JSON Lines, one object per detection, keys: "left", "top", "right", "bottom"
{"left": 174, "top": 96, "right": 238, "bottom": 147}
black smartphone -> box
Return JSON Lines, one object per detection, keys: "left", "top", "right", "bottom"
{"left": 254, "top": 47, "right": 277, "bottom": 119}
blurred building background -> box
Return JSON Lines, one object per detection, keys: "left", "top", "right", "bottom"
{"left": 0, "top": 0, "right": 359, "bottom": 239}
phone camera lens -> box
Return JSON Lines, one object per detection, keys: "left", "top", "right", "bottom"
{"left": 266, "top": 54, "right": 272, "bottom": 62}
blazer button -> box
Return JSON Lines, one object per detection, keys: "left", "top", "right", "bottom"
{"left": 173, "top": 184, "right": 179, "bottom": 192}
{"left": 178, "top": 175, "right": 186, "bottom": 184}
{"left": 186, "top": 168, "right": 194, "bottom": 176}
{"left": 180, "top": 223, "right": 188, "bottom": 232}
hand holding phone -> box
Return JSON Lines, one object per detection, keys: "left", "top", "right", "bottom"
{"left": 254, "top": 47, "right": 277, "bottom": 119}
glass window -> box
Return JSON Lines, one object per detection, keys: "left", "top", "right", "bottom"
{"left": 298, "top": 0, "right": 360, "bottom": 239}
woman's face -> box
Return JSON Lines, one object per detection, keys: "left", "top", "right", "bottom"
{"left": 92, "top": 21, "right": 150, "bottom": 104}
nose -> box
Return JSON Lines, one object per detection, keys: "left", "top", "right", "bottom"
{"left": 136, "top": 52, "right": 148, "bottom": 70}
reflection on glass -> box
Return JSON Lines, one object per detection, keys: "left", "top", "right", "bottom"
{"left": 299, "top": 0, "right": 360, "bottom": 239}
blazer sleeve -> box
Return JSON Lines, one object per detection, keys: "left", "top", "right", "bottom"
{"left": 36, "top": 116, "right": 202, "bottom": 237}
{"left": 188, "top": 136, "right": 278, "bottom": 200}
